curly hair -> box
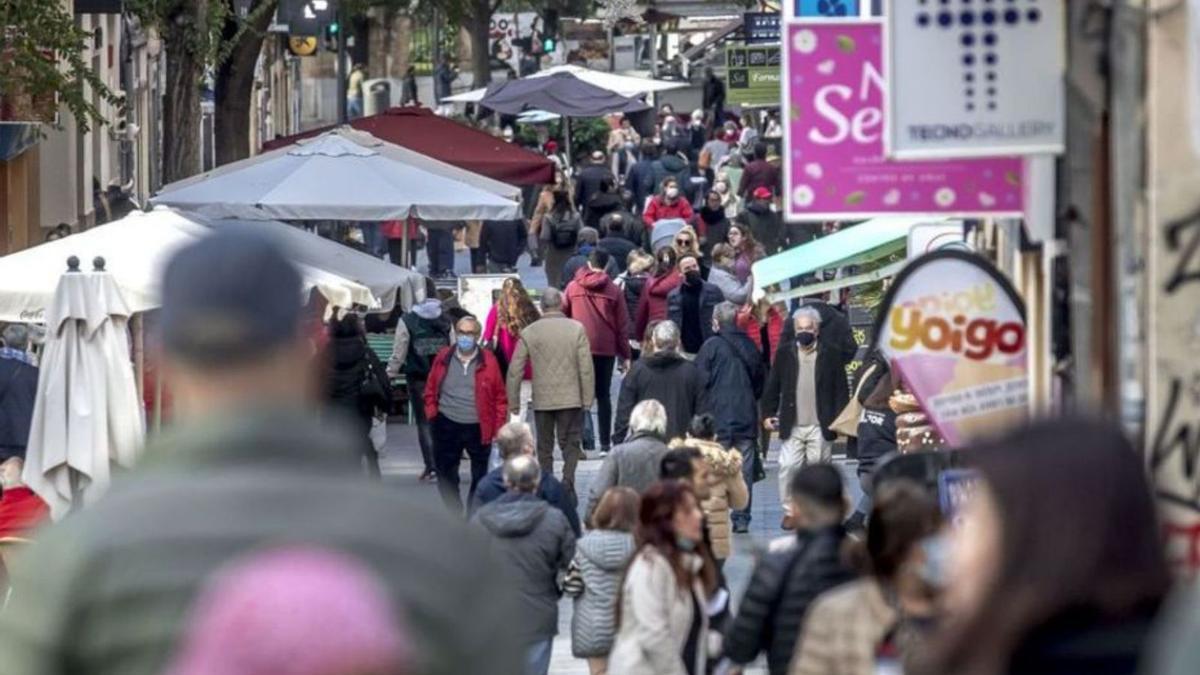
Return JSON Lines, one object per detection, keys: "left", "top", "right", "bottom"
{"left": 496, "top": 277, "right": 540, "bottom": 337}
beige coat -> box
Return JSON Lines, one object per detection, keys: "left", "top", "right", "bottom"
{"left": 789, "top": 579, "right": 900, "bottom": 675}
{"left": 608, "top": 547, "right": 709, "bottom": 675}
{"left": 508, "top": 311, "right": 595, "bottom": 412}
{"left": 669, "top": 437, "right": 748, "bottom": 559}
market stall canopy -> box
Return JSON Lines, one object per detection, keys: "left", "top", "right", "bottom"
{"left": 479, "top": 72, "right": 656, "bottom": 135}
{"left": 752, "top": 217, "right": 953, "bottom": 300}
{"left": 444, "top": 64, "right": 688, "bottom": 103}
{"left": 24, "top": 264, "right": 145, "bottom": 519}
{"left": 262, "top": 107, "right": 554, "bottom": 186}
{"left": 152, "top": 129, "right": 520, "bottom": 222}
{"left": 0, "top": 208, "right": 379, "bottom": 323}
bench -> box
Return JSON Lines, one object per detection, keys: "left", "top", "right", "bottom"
{"left": 366, "top": 333, "right": 414, "bottom": 424}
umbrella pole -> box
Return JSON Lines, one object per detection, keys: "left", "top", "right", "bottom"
{"left": 565, "top": 117, "right": 574, "bottom": 171}
{"left": 154, "top": 359, "right": 163, "bottom": 432}
{"left": 401, "top": 219, "right": 410, "bottom": 269}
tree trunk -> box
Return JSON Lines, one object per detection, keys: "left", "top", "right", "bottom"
{"left": 467, "top": 0, "right": 491, "bottom": 88}
{"left": 161, "top": 1, "right": 207, "bottom": 184}
{"left": 215, "top": 0, "right": 276, "bottom": 166}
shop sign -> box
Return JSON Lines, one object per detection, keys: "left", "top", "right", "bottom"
{"left": 885, "top": 0, "right": 1064, "bottom": 158}
{"left": 873, "top": 250, "right": 1028, "bottom": 448}
{"left": 783, "top": 21, "right": 1023, "bottom": 220}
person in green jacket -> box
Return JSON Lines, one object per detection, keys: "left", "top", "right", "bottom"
{"left": 0, "top": 229, "right": 524, "bottom": 675}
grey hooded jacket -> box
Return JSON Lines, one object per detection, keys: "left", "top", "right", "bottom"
{"left": 474, "top": 492, "right": 577, "bottom": 642}
{"left": 570, "top": 530, "right": 638, "bottom": 658}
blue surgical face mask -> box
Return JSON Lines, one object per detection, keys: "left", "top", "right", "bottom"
{"left": 456, "top": 335, "right": 477, "bottom": 353}
{"left": 676, "top": 535, "right": 697, "bottom": 552}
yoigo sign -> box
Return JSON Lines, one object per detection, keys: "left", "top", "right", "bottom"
{"left": 885, "top": 0, "right": 1064, "bottom": 158}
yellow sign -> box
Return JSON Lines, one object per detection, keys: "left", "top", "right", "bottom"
{"left": 288, "top": 36, "right": 318, "bottom": 57}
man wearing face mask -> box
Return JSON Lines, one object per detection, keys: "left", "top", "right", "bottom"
{"left": 425, "top": 316, "right": 509, "bottom": 513}
{"left": 762, "top": 307, "right": 852, "bottom": 505}
{"left": 666, "top": 254, "right": 725, "bottom": 357}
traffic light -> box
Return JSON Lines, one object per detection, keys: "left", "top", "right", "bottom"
{"left": 324, "top": 20, "right": 339, "bottom": 51}
{"left": 542, "top": 36, "right": 556, "bottom": 53}
{"left": 540, "top": 8, "right": 559, "bottom": 54}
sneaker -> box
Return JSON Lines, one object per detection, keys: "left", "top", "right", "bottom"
{"left": 599, "top": 446, "right": 611, "bottom": 457}
{"left": 419, "top": 470, "right": 437, "bottom": 483}
{"left": 732, "top": 522, "right": 750, "bottom": 534}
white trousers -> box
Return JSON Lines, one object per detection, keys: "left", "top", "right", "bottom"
{"left": 778, "top": 424, "right": 832, "bottom": 501}
{"left": 491, "top": 380, "right": 534, "bottom": 471}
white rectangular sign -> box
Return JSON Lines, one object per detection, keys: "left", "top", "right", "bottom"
{"left": 885, "top": 0, "right": 1065, "bottom": 158}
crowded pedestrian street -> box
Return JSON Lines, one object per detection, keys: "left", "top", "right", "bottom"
{"left": 4, "top": 2, "right": 1200, "bottom": 675}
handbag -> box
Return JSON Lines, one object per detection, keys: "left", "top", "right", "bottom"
{"left": 561, "top": 560, "right": 584, "bottom": 597}
{"left": 831, "top": 362, "right": 878, "bottom": 439}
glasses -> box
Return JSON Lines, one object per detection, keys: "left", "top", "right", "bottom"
{"left": 676, "top": 238, "right": 693, "bottom": 246}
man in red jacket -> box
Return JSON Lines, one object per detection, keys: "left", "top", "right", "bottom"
{"left": 562, "top": 249, "right": 632, "bottom": 455}
{"left": 424, "top": 315, "right": 508, "bottom": 514}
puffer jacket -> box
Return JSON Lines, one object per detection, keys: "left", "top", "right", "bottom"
{"left": 707, "top": 265, "right": 753, "bottom": 306}
{"left": 725, "top": 526, "right": 857, "bottom": 675}
{"left": 613, "top": 352, "right": 703, "bottom": 443}
{"left": 472, "top": 492, "right": 576, "bottom": 644}
{"left": 609, "top": 547, "right": 709, "bottom": 675}
{"left": 668, "top": 437, "right": 748, "bottom": 559}
{"left": 570, "top": 530, "right": 637, "bottom": 658}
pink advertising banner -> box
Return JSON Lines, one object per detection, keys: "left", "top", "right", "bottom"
{"left": 783, "top": 20, "right": 1024, "bottom": 221}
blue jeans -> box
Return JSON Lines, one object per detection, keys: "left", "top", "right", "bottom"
{"left": 730, "top": 437, "right": 756, "bottom": 527}
{"left": 526, "top": 638, "right": 553, "bottom": 675}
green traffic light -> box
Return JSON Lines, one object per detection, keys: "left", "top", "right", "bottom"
{"left": 328, "top": 22, "right": 339, "bottom": 34}
{"left": 542, "top": 37, "right": 555, "bottom": 52}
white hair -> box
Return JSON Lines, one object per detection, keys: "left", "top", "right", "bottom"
{"left": 495, "top": 421, "right": 533, "bottom": 461}
{"left": 503, "top": 455, "right": 542, "bottom": 493}
{"left": 629, "top": 399, "right": 668, "bottom": 437}
{"left": 792, "top": 306, "right": 823, "bottom": 327}
{"left": 652, "top": 320, "right": 680, "bottom": 352}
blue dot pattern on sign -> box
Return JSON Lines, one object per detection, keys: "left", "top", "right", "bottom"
{"left": 910, "top": 0, "right": 1039, "bottom": 114}
{"left": 817, "top": 0, "right": 850, "bottom": 15}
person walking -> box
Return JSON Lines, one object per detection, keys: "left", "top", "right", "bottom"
{"left": 507, "top": 288, "right": 595, "bottom": 494}
{"left": 561, "top": 227, "right": 618, "bottom": 290}
{"left": 480, "top": 216, "right": 528, "bottom": 273}
{"left": 473, "top": 456, "right": 576, "bottom": 675}
{"left": 608, "top": 481, "right": 719, "bottom": 675}
{"left": 346, "top": 63, "right": 366, "bottom": 119}
{"left": 0, "top": 230, "right": 526, "bottom": 675}
{"left": 763, "top": 306, "right": 852, "bottom": 501}
{"left": 563, "top": 249, "right": 632, "bottom": 456}
{"left": 0, "top": 324, "right": 39, "bottom": 464}
{"left": 708, "top": 244, "right": 753, "bottom": 306}
{"left": 736, "top": 187, "right": 785, "bottom": 256}
{"left": 530, "top": 170, "right": 570, "bottom": 267}
{"left": 568, "top": 487, "right": 640, "bottom": 675}
{"left": 483, "top": 277, "right": 540, "bottom": 422}
{"left": 643, "top": 177, "right": 695, "bottom": 231}
{"left": 737, "top": 296, "right": 786, "bottom": 367}
{"left": 585, "top": 179, "right": 624, "bottom": 231}
{"left": 634, "top": 247, "right": 682, "bottom": 339}
{"left": 389, "top": 295, "right": 451, "bottom": 483}
{"left": 694, "top": 302, "right": 764, "bottom": 534}
{"left": 434, "top": 54, "right": 458, "bottom": 116}
{"left": 737, "top": 143, "right": 780, "bottom": 199}
{"left": 789, "top": 480, "right": 942, "bottom": 675}
{"left": 425, "top": 222, "right": 458, "bottom": 279}
{"left": 667, "top": 254, "right": 725, "bottom": 357}
{"left": 702, "top": 67, "right": 726, "bottom": 126}
{"left": 325, "top": 312, "right": 393, "bottom": 479}
{"left": 576, "top": 151, "right": 616, "bottom": 214}
{"left": 698, "top": 191, "right": 731, "bottom": 258}
{"left": 725, "top": 465, "right": 858, "bottom": 675}
{"left": 667, "top": 414, "right": 748, "bottom": 563}
{"left": 400, "top": 64, "right": 419, "bottom": 105}
{"left": 614, "top": 321, "right": 703, "bottom": 443}
{"left": 616, "top": 250, "right": 655, "bottom": 359}
{"left": 424, "top": 315, "right": 509, "bottom": 513}
{"left": 585, "top": 400, "right": 671, "bottom": 522}
{"left": 597, "top": 214, "right": 638, "bottom": 273}
{"left": 541, "top": 190, "right": 583, "bottom": 289}
{"left": 470, "top": 421, "right": 580, "bottom": 536}
{"left": 626, "top": 142, "right": 660, "bottom": 215}
{"left": 727, "top": 223, "right": 764, "bottom": 285}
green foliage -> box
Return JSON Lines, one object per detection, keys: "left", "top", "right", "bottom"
{"left": 563, "top": 117, "right": 610, "bottom": 161}
{"left": 0, "top": 0, "right": 118, "bottom": 133}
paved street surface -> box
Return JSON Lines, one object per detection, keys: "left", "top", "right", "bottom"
{"left": 381, "top": 247, "right": 860, "bottom": 673}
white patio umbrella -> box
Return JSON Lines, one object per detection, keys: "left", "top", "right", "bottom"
{"left": 23, "top": 259, "right": 145, "bottom": 519}
{"left": 444, "top": 64, "right": 687, "bottom": 103}
{"left": 150, "top": 129, "right": 521, "bottom": 222}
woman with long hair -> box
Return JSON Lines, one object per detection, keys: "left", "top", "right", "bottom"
{"left": 609, "top": 481, "right": 719, "bottom": 675}
{"left": 569, "top": 487, "right": 641, "bottom": 674}
{"left": 918, "top": 419, "right": 1171, "bottom": 675}
{"left": 617, "top": 250, "right": 656, "bottom": 360}
{"left": 726, "top": 224, "right": 763, "bottom": 285}
{"left": 634, "top": 247, "right": 682, "bottom": 339}
{"left": 326, "top": 312, "right": 392, "bottom": 479}
{"left": 483, "top": 277, "right": 540, "bottom": 422}
{"left": 790, "top": 479, "right": 942, "bottom": 675}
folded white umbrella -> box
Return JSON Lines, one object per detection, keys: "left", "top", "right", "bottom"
{"left": 23, "top": 262, "right": 145, "bottom": 519}
{"left": 151, "top": 129, "right": 520, "bottom": 222}
{"left": 445, "top": 64, "right": 687, "bottom": 103}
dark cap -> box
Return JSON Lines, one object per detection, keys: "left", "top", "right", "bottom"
{"left": 161, "top": 229, "right": 303, "bottom": 365}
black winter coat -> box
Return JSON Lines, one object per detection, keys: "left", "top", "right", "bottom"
{"left": 470, "top": 468, "right": 582, "bottom": 537}
{"left": 667, "top": 281, "right": 725, "bottom": 354}
{"left": 763, "top": 315, "right": 857, "bottom": 441}
{"left": 328, "top": 335, "right": 391, "bottom": 419}
{"left": 597, "top": 234, "right": 637, "bottom": 273}
{"left": 626, "top": 159, "right": 658, "bottom": 213}
{"left": 620, "top": 274, "right": 648, "bottom": 340}
{"left": 584, "top": 192, "right": 623, "bottom": 230}
{"left": 575, "top": 163, "right": 614, "bottom": 212}
{"left": 0, "top": 357, "right": 38, "bottom": 456}
{"left": 737, "top": 201, "right": 785, "bottom": 255}
{"left": 725, "top": 526, "right": 857, "bottom": 675}
{"left": 614, "top": 352, "right": 703, "bottom": 443}
{"left": 481, "top": 218, "right": 528, "bottom": 268}
{"left": 694, "top": 328, "right": 765, "bottom": 443}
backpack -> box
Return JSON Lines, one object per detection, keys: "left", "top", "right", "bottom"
{"left": 550, "top": 213, "right": 581, "bottom": 249}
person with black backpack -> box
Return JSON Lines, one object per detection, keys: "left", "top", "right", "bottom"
{"left": 326, "top": 311, "right": 393, "bottom": 479}
{"left": 388, "top": 296, "right": 451, "bottom": 483}
{"left": 723, "top": 465, "right": 858, "bottom": 675}
{"left": 540, "top": 189, "right": 583, "bottom": 289}
{"left": 693, "top": 301, "right": 764, "bottom": 534}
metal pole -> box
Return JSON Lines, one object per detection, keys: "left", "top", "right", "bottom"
{"left": 649, "top": 22, "right": 658, "bottom": 77}
{"left": 564, "top": 116, "right": 573, "bottom": 171}
{"left": 336, "top": 4, "right": 348, "bottom": 124}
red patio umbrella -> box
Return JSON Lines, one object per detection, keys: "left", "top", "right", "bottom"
{"left": 262, "top": 107, "right": 554, "bottom": 186}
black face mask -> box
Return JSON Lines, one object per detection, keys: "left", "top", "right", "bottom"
{"left": 796, "top": 331, "right": 817, "bottom": 347}
{"left": 684, "top": 270, "right": 702, "bottom": 286}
